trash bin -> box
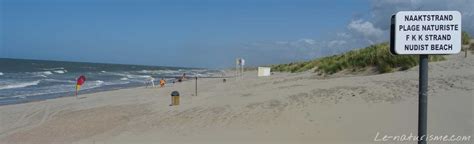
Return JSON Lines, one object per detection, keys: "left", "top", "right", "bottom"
{"left": 171, "top": 91, "right": 180, "bottom": 106}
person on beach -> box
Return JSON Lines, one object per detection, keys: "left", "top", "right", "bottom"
{"left": 145, "top": 77, "right": 155, "bottom": 88}
{"left": 176, "top": 73, "right": 186, "bottom": 83}
{"left": 181, "top": 73, "right": 186, "bottom": 80}
{"left": 159, "top": 78, "right": 166, "bottom": 88}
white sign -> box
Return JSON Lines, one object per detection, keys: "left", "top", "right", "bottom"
{"left": 393, "top": 11, "right": 462, "bottom": 54}
{"left": 236, "top": 58, "right": 245, "bottom": 66}
{"left": 258, "top": 67, "right": 271, "bottom": 77}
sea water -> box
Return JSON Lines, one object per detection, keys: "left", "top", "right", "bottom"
{"left": 0, "top": 58, "right": 222, "bottom": 105}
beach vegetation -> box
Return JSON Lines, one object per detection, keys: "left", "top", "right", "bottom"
{"left": 271, "top": 42, "right": 446, "bottom": 74}
{"left": 462, "top": 31, "right": 470, "bottom": 45}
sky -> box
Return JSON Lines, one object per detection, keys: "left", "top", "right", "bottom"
{"left": 1, "top": 0, "right": 473, "bottom": 68}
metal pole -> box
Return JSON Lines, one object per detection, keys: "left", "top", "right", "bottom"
{"left": 465, "top": 47, "right": 468, "bottom": 58}
{"left": 241, "top": 64, "right": 243, "bottom": 78}
{"left": 236, "top": 58, "right": 238, "bottom": 80}
{"left": 418, "top": 54, "right": 428, "bottom": 144}
{"left": 195, "top": 76, "right": 198, "bottom": 96}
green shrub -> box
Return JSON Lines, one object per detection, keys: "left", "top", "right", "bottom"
{"left": 271, "top": 42, "right": 446, "bottom": 74}
{"left": 462, "top": 31, "right": 471, "bottom": 45}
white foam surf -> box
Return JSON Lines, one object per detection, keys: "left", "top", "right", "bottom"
{"left": 126, "top": 74, "right": 151, "bottom": 79}
{"left": 53, "top": 70, "right": 67, "bottom": 74}
{"left": 42, "top": 67, "right": 65, "bottom": 70}
{"left": 42, "top": 71, "right": 53, "bottom": 75}
{"left": 43, "top": 79, "right": 75, "bottom": 83}
{"left": 0, "top": 80, "right": 41, "bottom": 90}
{"left": 95, "top": 80, "right": 104, "bottom": 85}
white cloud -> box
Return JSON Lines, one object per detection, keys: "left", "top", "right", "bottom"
{"left": 336, "top": 32, "right": 351, "bottom": 38}
{"left": 370, "top": 0, "right": 474, "bottom": 33}
{"left": 347, "top": 20, "right": 382, "bottom": 37}
{"left": 347, "top": 19, "right": 384, "bottom": 44}
{"left": 328, "top": 40, "right": 347, "bottom": 48}
{"left": 297, "top": 38, "right": 317, "bottom": 45}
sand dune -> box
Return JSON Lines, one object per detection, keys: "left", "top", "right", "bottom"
{"left": 0, "top": 54, "right": 472, "bottom": 144}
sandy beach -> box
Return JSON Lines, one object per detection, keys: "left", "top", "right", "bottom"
{"left": 0, "top": 54, "right": 472, "bottom": 144}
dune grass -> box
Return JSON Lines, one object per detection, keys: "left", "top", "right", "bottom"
{"left": 271, "top": 42, "right": 446, "bottom": 74}
{"left": 462, "top": 31, "right": 471, "bottom": 45}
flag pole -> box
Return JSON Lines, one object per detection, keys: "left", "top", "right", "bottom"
{"left": 75, "top": 85, "right": 78, "bottom": 99}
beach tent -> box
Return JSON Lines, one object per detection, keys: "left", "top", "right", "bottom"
{"left": 258, "top": 67, "right": 271, "bottom": 77}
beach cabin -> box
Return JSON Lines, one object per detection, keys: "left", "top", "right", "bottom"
{"left": 258, "top": 67, "right": 271, "bottom": 77}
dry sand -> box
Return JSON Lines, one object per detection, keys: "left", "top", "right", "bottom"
{"left": 0, "top": 54, "right": 473, "bottom": 144}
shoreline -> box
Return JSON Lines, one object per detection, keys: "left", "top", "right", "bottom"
{"left": 0, "top": 85, "right": 142, "bottom": 107}
{"left": 0, "top": 77, "right": 205, "bottom": 106}
{"left": 0, "top": 83, "right": 144, "bottom": 106}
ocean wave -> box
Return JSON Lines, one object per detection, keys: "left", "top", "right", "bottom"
{"left": 102, "top": 72, "right": 151, "bottom": 80}
{"left": 42, "top": 71, "right": 53, "bottom": 75}
{"left": 159, "top": 70, "right": 179, "bottom": 74}
{"left": 2, "top": 80, "right": 105, "bottom": 99}
{"left": 95, "top": 80, "right": 104, "bottom": 85}
{"left": 104, "top": 81, "right": 130, "bottom": 85}
{"left": 42, "top": 67, "right": 64, "bottom": 71}
{"left": 53, "top": 70, "right": 67, "bottom": 74}
{"left": 138, "top": 69, "right": 181, "bottom": 75}
{"left": 0, "top": 80, "right": 41, "bottom": 90}
{"left": 0, "top": 80, "right": 131, "bottom": 101}
{"left": 81, "top": 80, "right": 105, "bottom": 90}
{"left": 43, "top": 79, "right": 75, "bottom": 83}
{"left": 26, "top": 71, "right": 53, "bottom": 78}
{"left": 0, "top": 72, "right": 3, "bottom": 76}
{"left": 195, "top": 74, "right": 204, "bottom": 77}
{"left": 103, "top": 72, "right": 127, "bottom": 77}
{"left": 28, "top": 71, "right": 54, "bottom": 76}
{"left": 42, "top": 67, "right": 64, "bottom": 70}
{"left": 126, "top": 74, "right": 151, "bottom": 79}
{"left": 139, "top": 70, "right": 150, "bottom": 73}
{"left": 190, "top": 69, "right": 207, "bottom": 73}
{"left": 120, "top": 77, "right": 129, "bottom": 80}
{"left": 1, "top": 87, "right": 71, "bottom": 100}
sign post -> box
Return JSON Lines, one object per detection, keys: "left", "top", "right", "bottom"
{"left": 236, "top": 58, "right": 239, "bottom": 79}
{"left": 391, "top": 11, "right": 461, "bottom": 144}
{"left": 195, "top": 76, "right": 198, "bottom": 96}
{"left": 240, "top": 58, "right": 245, "bottom": 78}
{"left": 235, "top": 58, "right": 245, "bottom": 79}
{"left": 418, "top": 54, "right": 428, "bottom": 144}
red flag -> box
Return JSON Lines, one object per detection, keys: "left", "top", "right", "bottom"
{"left": 77, "top": 75, "right": 86, "bottom": 86}
{"left": 75, "top": 75, "right": 86, "bottom": 96}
